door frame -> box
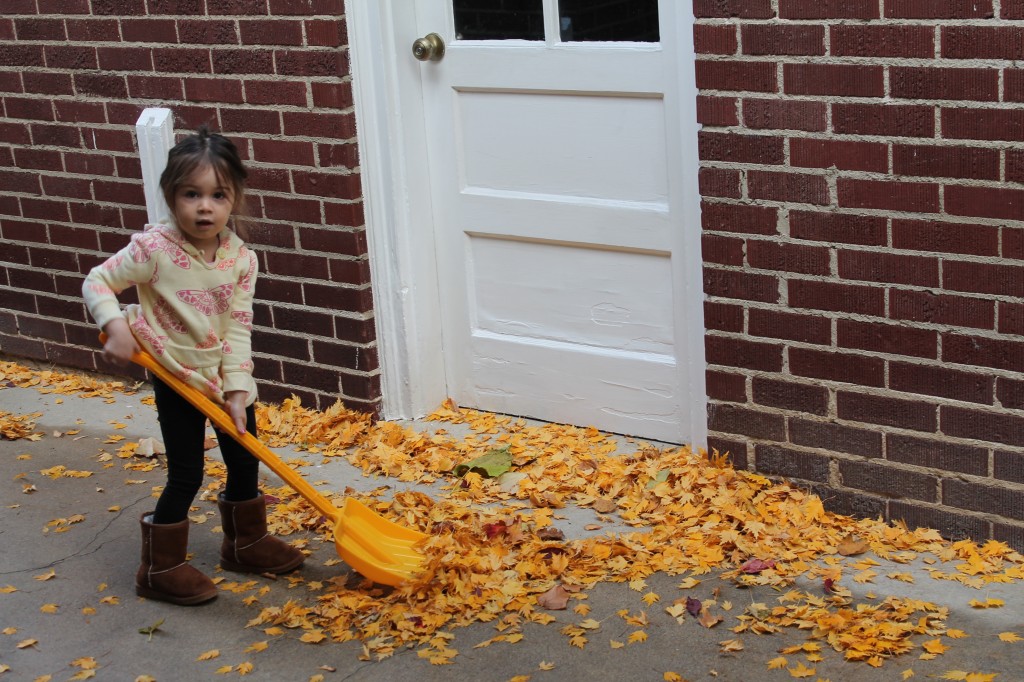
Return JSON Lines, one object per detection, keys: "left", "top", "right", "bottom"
{"left": 347, "top": 1, "right": 446, "bottom": 420}
{"left": 346, "top": 0, "right": 709, "bottom": 448}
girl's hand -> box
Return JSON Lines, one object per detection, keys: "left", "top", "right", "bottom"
{"left": 223, "top": 391, "right": 248, "bottom": 435}
{"left": 101, "top": 319, "right": 140, "bottom": 366}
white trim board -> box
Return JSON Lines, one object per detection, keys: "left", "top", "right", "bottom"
{"left": 347, "top": 0, "right": 447, "bottom": 420}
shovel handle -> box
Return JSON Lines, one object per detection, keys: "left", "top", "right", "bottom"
{"left": 100, "top": 334, "right": 341, "bottom": 522}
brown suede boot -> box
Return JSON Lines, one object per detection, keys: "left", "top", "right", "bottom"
{"left": 136, "top": 513, "right": 217, "bottom": 606}
{"left": 218, "top": 494, "right": 304, "bottom": 574}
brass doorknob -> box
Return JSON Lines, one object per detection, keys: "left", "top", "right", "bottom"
{"left": 412, "top": 33, "right": 445, "bottom": 62}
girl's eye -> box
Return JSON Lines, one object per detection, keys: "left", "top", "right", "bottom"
{"left": 183, "top": 190, "right": 199, "bottom": 198}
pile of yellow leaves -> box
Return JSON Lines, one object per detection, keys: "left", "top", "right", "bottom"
{"left": 0, "top": 360, "right": 138, "bottom": 400}
{"left": 246, "top": 397, "right": 1024, "bottom": 667}
{"left": 0, "top": 410, "right": 42, "bottom": 441}
{"left": 4, "top": 360, "right": 1022, "bottom": 674}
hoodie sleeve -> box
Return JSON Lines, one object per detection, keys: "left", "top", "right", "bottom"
{"left": 81, "top": 235, "right": 158, "bottom": 330}
{"left": 220, "top": 245, "right": 259, "bottom": 397}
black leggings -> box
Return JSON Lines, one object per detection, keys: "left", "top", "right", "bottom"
{"left": 151, "top": 375, "right": 261, "bottom": 524}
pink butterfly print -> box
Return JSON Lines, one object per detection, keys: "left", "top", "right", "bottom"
{"left": 217, "top": 257, "right": 237, "bottom": 271}
{"left": 195, "top": 328, "right": 219, "bottom": 350}
{"left": 176, "top": 283, "right": 234, "bottom": 316}
{"left": 176, "top": 366, "right": 195, "bottom": 383}
{"left": 134, "top": 232, "right": 191, "bottom": 269}
{"left": 86, "top": 283, "right": 115, "bottom": 297}
{"left": 101, "top": 254, "right": 124, "bottom": 271}
{"left": 153, "top": 297, "right": 186, "bottom": 334}
{"left": 205, "top": 377, "right": 221, "bottom": 394}
{"left": 238, "top": 251, "right": 256, "bottom": 292}
{"left": 221, "top": 340, "right": 233, "bottom": 354}
{"left": 130, "top": 316, "right": 167, "bottom": 356}
{"left": 240, "top": 360, "right": 254, "bottom": 372}
{"left": 230, "top": 311, "right": 253, "bottom": 330}
{"left": 128, "top": 239, "right": 150, "bottom": 264}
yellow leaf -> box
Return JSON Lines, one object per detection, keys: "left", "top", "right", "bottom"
{"left": 922, "top": 639, "right": 949, "bottom": 655}
{"left": 642, "top": 592, "right": 660, "bottom": 605}
{"left": 718, "top": 639, "right": 744, "bottom": 653}
{"left": 947, "top": 629, "right": 968, "bottom": 639}
{"left": 578, "top": 618, "right": 601, "bottom": 630}
{"left": 902, "top": 671, "right": 915, "bottom": 680}
{"left": 628, "top": 631, "right": 648, "bottom": 644}
{"left": 677, "top": 578, "right": 701, "bottom": 589}
{"left": 0, "top": 664, "right": 9, "bottom": 673}
{"left": 664, "top": 674, "right": 683, "bottom": 682}
{"left": 787, "top": 662, "right": 815, "bottom": 678}
{"left": 968, "top": 598, "right": 1004, "bottom": 609}
{"left": 998, "top": 632, "right": 1022, "bottom": 643}
{"left": 245, "top": 641, "right": 269, "bottom": 653}
{"left": 0, "top": 586, "right": 17, "bottom": 594}
{"left": 40, "top": 603, "right": 58, "bottom": 614}
{"left": 300, "top": 631, "right": 326, "bottom": 644}
{"left": 767, "top": 657, "right": 788, "bottom": 670}
{"left": 236, "top": 662, "right": 254, "bottom": 675}
{"left": 965, "top": 674, "right": 997, "bottom": 682}
{"left": 17, "top": 639, "right": 37, "bottom": 649}
{"left": 2, "top": 627, "right": 15, "bottom": 635}
{"left": 608, "top": 640, "right": 624, "bottom": 649}
{"left": 82, "top": 607, "right": 96, "bottom": 615}
{"left": 197, "top": 650, "right": 220, "bottom": 661}
{"left": 539, "top": 662, "right": 555, "bottom": 671}
{"left": 215, "top": 665, "right": 233, "bottom": 674}
{"left": 68, "top": 671, "right": 96, "bottom": 681}
{"left": 99, "top": 596, "right": 119, "bottom": 605}
{"left": 34, "top": 570, "right": 55, "bottom": 581}
{"left": 508, "top": 676, "right": 530, "bottom": 682}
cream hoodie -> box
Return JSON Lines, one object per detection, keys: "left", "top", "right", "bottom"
{"left": 82, "top": 222, "right": 259, "bottom": 406}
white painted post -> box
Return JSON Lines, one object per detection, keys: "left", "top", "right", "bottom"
{"left": 135, "top": 108, "right": 175, "bottom": 225}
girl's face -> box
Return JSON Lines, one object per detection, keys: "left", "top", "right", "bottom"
{"left": 172, "top": 164, "right": 235, "bottom": 258}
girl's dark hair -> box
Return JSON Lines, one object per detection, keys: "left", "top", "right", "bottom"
{"left": 159, "top": 125, "right": 248, "bottom": 225}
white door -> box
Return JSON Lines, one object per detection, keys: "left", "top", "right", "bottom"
{"left": 407, "top": 0, "right": 706, "bottom": 444}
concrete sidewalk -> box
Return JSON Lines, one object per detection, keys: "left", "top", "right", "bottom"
{"left": 1, "top": 360, "right": 1022, "bottom": 681}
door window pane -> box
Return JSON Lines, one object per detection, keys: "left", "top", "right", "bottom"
{"left": 454, "top": 0, "right": 545, "bottom": 41}
{"left": 559, "top": 0, "right": 659, "bottom": 42}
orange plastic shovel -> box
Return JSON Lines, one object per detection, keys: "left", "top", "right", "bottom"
{"left": 108, "top": 339, "right": 427, "bottom": 586}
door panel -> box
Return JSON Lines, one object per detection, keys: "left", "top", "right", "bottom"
{"left": 416, "top": 1, "right": 702, "bottom": 442}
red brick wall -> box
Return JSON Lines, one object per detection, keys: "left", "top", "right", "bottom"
{"left": 697, "top": 0, "right": 1024, "bottom": 549}
{"left": 0, "top": 0, "right": 380, "bottom": 412}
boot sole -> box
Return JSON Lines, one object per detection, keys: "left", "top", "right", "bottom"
{"left": 220, "top": 555, "right": 305, "bottom": 575}
{"left": 136, "top": 584, "right": 218, "bottom": 606}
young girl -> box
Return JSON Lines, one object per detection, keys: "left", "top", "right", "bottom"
{"left": 83, "top": 126, "right": 303, "bottom": 606}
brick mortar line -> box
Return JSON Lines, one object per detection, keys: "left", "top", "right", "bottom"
{"left": 703, "top": 354, "right": 1024, "bottom": 393}
{"left": 708, "top": 428, "right": 1024, "bottom": 484}
{"left": 709, "top": 425, "right": 1022, "bottom": 476}
{"left": 699, "top": 163, "right": 1024, "bottom": 191}
{"left": 695, "top": 19, "right": 1024, "bottom": 26}
{"left": 705, "top": 242, "right": 1019, "bottom": 268}
{"left": 699, "top": 128, "right": 1024, "bottom": 149}
{"left": 704, "top": 306, "right": 1024, "bottom": 340}
{"left": 699, "top": 196, "right": 1024, "bottom": 226}
{"left": 703, "top": 306, "right": 1020, "bottom": 340}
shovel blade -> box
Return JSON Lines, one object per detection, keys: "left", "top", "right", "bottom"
{"left": 334, "top": 497, "right": 428, "bottom": 586}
